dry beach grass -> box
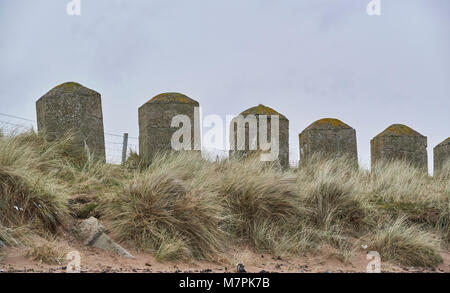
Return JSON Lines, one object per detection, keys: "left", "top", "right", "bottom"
{"left": 0, "top": 129, "right": 449, "bottom": 269}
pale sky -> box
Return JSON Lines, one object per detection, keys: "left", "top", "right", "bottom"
{"left": 1, "top": 0, "right": 449, "bottom": 170}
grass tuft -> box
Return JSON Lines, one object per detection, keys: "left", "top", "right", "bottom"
{"left": 371, "top": 217, "right": 443, "bottom": 267}
{"left": 103, "top": 153, "right": 225, "bottom": 261}
{"left": 25, "top": 240, "right": 68, "bottom": 265}
{"left": 0, "top": 131, "right": 69, "bottom": 234}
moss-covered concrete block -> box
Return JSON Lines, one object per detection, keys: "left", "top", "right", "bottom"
{"left": 371, "top": 124, "right": 427, "bottom": 172}
{"left": 434, "top": 137, "right": 450, "bottom": 174}
{"left": 299, "top": 118, "right": 358, "bottom": 164}
{"left": 138, "top": 93, "right": 200, "bottom": 165}
{"left": 36, "top": 82, "right": 105, "bottom": 161}
{"left": 229, "top": 104, "right": 289, "bottom": 169}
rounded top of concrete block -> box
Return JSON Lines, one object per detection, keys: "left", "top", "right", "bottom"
{"left": 240, "top": 104, "right": 287, "bottom": 120}
{"left": 303, "top": 118, "right": 352, "bottom": 132}
{"left": 41, "top": 82, "right": 100, "bottom": 98}
{"left": 375, "top": 124, "right": 424, "bottom": 138}
{"left": 147, "top": 93, "right": 199, "bottom": 105}
{"left": 436, "top": 137, "right": 450, "bottom": 148}
{"left": 54, "top": 81, "right": 84, "bottom": 90}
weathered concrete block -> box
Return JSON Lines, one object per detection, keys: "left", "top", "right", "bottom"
{"left": 36, "top": 82, "right": 105, "bottom": 160}
{"left": 77, "top": 216, "right": 105, "bottom": 246}
{"left": 229, "top": 104, "right": 289, "bottom": 169}
{"left": 299, "top": 118, "right": 357, "bottom": 164}
{"left": 77, "top": 217, "right": 134, "bottom": 259}
{"left": 371, "top": 124, "right": 428, "bottom": 172}
{"left": 434, "top": 138, "right": 450, "bottom": 174}
{"left": 139, "top": 93, "right": 200, "bottom": 165}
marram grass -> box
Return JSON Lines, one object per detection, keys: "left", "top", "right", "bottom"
{"left": 1, "top": 129, "right": 449, "bottom": 268}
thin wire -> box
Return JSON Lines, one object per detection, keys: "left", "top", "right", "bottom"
{"left": 0, "top": 113, "right": 134, "bottom": 165}
{"left": 104, "top": 132, "right": 138, "bottom": 140}
{"left": 0, "top": 113, "right": 137, "bottom": 139}
{"left": 0, "top": 112, "right": 36, "bottom": 122}
{"left": 0, "top": 120, "right": 32, "bottom": 128}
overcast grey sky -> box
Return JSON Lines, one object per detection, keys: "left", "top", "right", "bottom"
{"left": 1, "top": 0, "right": 449, "bottom": 169}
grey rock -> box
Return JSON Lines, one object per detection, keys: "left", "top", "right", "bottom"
{"left": 91, "top": 233, "right": 134, "bottom": 259}
{"left": 77, "top": 216, "right": 105, "bottom": 246}
{"left": 77, "top": 217, "right": 134, "bottom": 259}
{"left": 237, "top": 263, "right": 246, "bottom": 273}
{"left": 0, "top": 240, "right": 5, "bottom": 248}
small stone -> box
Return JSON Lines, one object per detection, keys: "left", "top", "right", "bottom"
{"left": 76, "top": 216, "right": 105, "bottom": 245}
{"left": 237, "top": 263, "right": 246, "bottom": 273}
{"left": 76, "top": 217, "right": 134, "bottom": 259}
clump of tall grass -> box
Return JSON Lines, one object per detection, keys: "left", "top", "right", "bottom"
{"left": 296, "top": 155, "right": 366, "bottom": 231}
{"left": 25, "top": 239, "right": 69, "bottom": 265}
{"left": 247, "top": 220, "right": 316, "bottom": 257}
{"left": 64, "top": 156, "right": 125, "bottom": 195}
{"left": 370, "top": 217, "right": 443, "bottom": 267}
{"left": 146, "top": 151, "right": 218, "bottom": 188}
{"left": 369, "top": 160, "right": 433, "bottom": 202}
{"left": 367, "top": 160, "right": 450, "bottom": 244}
{"left": 124, "top": 151, "right": 142, "bottom": 170}
{"left": 10, "top": 130, "right": 126, "bottom": 218}
{"left": 435, "top": 161, "right": 450, "bottom": 196}
{"left": 103, "top": 153, "right": 225, "bottom": 261}
{"left": 431, "top": 162, "right": 450, "bottom": 244}
{"left": 215, "top": 156, "right": 310, "bottom": 254}
{"left": 0, "top": 131, "right": 70, "bottom": 237}
{"left": 290, "top": 155, "right": 366, "bottom": 262}
{"left": 9, "top": 130, "right": 88, "bottom": 171}
{"left": 0, "top": 224, "right": 31, "bottom": 247}
{"left": 103, "top": 152, "right": 316, "bottom": 260}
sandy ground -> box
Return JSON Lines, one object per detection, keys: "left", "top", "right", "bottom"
{"left": 1, "top": 237, "right": 449, "bottom": 273}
